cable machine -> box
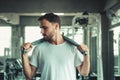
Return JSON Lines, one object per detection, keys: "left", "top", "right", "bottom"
{"left": 71, "top": 12, "right": 103, "bottom": 80}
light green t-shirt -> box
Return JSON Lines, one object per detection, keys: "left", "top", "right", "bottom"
{"left": 30, "top": 41, "right": 83, "bottom": 80}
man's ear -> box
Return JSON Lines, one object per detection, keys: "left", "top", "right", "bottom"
{"left": 54, "top": 23, "right": 59, "bottom": 30}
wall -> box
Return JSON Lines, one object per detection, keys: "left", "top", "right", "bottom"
{"left": 0, "top": 0, "right": 105, "bottom": 13}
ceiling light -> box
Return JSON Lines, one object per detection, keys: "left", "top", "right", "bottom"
{"left": 41, "top": 13, "right": 64, "bottom": 15}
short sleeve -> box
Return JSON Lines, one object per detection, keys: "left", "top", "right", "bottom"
{"left": 30, "top": 46, "right": 39, "bottom": 68}
{"left": 74, "top": 48, "right": 84, "bottom": 67}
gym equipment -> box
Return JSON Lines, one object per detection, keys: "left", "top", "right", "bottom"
{"left": 72, "top": 13, "right": 103, "bottom": 80}
{"left": 5, "top": 58, "right": 23, "bottom": 80}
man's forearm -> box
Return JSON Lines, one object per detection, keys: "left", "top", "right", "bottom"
{"left": 21, "top": 54, "right": 33, "bottom": 79}
{"left": 77, "top": 54, "right": 90, "bottom": 76}
{"left": 21, "top": 42, "right": 37, "bottom": 79}
{"left": 81, "top": 55, "right": 90, "bottom": 76}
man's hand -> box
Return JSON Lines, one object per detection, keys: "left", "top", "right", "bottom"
{"left": 21, "top": 42, "right": 33, "bottom": 54}
{"left": 77, "top": 44, "right": 89, "bottom": 54}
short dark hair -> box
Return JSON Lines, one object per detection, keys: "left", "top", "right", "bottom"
{"left": 38, "top": 13, "right": 61, "bottom": 28}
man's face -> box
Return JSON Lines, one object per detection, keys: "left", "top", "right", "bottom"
{"left": 39, "top": 19, "right": 56, "bottom": 41}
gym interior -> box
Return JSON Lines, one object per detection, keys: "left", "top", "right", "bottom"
{"left": 0, "top": 0, "right": 120, "bottom": 80}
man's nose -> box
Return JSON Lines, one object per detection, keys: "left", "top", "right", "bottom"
{"left": 40, "top": 28, "right": 44, "bottom": 34}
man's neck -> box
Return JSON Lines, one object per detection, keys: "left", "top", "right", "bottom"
{"left": 49, "top": 34, "right": 65, "bottom": 45}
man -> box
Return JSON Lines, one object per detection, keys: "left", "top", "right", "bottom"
{"left": 21, "top": 13, "right": 90, "bottom": 80}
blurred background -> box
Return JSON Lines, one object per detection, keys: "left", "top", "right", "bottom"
{"left": 0, "top": 0, "right": 120, "bottom": 80}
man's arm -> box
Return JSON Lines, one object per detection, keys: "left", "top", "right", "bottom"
{"left": 76, "top": 45, "right": 90, "bottom": 76}
{"left": 21, "top": 43, "right": 37, "bottom": 80}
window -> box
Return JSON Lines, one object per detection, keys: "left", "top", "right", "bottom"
{"left": 113, "top": 27, "right": 120, "bottom": 56}
{"left": 0, "top": 27, "right": 11, "bottom": 56}
{"left": 25, "top": 26, "right": 43, "bottom": 42}
{"left": 25, "top": 26, "right": 43, "bottom": 56}
{"left": 61, "top": 26, "right": 83, "bottom": 44}
{"left": 111, "top": 9, "right": 120, "bottom": 25}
